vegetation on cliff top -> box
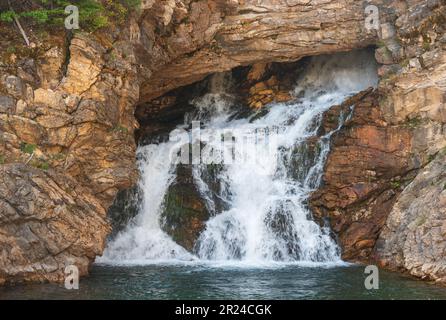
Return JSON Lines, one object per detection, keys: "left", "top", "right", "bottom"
{"left": 0, "top": 0, "right": 141, "bottom": 32}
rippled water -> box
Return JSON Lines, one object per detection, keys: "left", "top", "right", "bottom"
{"left": 1, "top": 264, "right": 446, "bottom": 300}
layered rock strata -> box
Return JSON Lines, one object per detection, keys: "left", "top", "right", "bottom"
{"left": 0, "top": 0, "right": 445, "bottom": 284}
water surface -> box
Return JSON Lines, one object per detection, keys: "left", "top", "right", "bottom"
{"left": 1, "top": 264, "right": 446, "bottom": 300}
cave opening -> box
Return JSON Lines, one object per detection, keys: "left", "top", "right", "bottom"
{"left": 104, "top": 47, "right": 379, "bottom": 263}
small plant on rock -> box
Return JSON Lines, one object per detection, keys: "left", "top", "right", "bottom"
{"left": 20, "top": 142, "right": 37, "bottom": 155}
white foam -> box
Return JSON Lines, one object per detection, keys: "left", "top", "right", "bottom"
{"left": 98, "top": 50, "right": 378, "bottom": 268}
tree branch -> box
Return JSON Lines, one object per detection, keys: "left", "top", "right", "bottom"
{"left": 8, "top": 0, "right": 30, "bottom": 47}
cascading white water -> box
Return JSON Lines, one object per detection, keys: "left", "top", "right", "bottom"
{"left": 98, "top": 50, "right": 378, "bottom": 266}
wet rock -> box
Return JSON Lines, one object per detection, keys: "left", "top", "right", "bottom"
{"left": 161, "top": 165, "right": 210, "bottom": 252}
{"left": 310, "top": 92, "right": 414, "bottom": 261}
{"left": 107, "top": 186, "right": 142, "bottom": 239}
{"left": 160, "top": 157, "right": 230, "bottom": 253}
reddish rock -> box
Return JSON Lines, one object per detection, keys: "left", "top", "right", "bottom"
{"left": 310, "top": 91, "right": 414, "bottom": 262}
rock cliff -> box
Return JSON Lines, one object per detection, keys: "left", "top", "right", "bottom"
{"left": 311, "top": 0, "right": 446, "bottom": 283}
{"left": 0, "top": 0, "right": 445, "bottom": 284}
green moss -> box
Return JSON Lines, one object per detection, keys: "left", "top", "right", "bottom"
{"left": 0, "top": 154, "right": 4, "bottom": 165}
{"left": 400, "top": 58, "right": 410, "bottom": 68}
{"left": 314, "top": 142, "right": 321, "bottom": 155}
{"left": 162, "top": 183, "right": 208, "bottom": 251}
{"left": 50, "top": 152, "right": 66, "bottom": 161}
{"left": 35, "top": 161, "right": 50, "bottom": 170}
{"left": 326, "top": 115, "right": 337, "bottom": 124}
{"left": 404, "top": 116, "right": 423, "bottom": 129}
{"left": 422, "top": 36, "right": 431, "bottom": 51}
{"left": 6, "top": 46, "right": 16, "bottom": 54}
{"left": 20, "top": 142, "right": 37, "bottom": 155}
{"left": 112, "top": 125, "right": 129, "bottom": 134}
{"left": 122, "top": 0, "right": 141, "bottom": 9}
{"left": 160, "top": 164, "right": 213, "bottom": 251}
{"left": 29, "top": 158, "right": 50, "bottom": 170}
{"left": 376, "top": 40, "right": 387, "bottom": 48}
{"left": 415, "top": 215, "right": 427, "bottom": 227}
{"left": 390, "top": 181, "right": 401, "bottom": 189}
{"left": 428, "top": 153, "right": 436, "bottom": 163}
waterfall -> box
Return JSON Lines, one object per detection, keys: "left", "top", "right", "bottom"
{"left": 98, "top": 50, "right": 378, "bottom": 266}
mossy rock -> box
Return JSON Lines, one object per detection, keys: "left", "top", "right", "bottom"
{"left": 161, "top": 165, "right": 211, "bottom": 252}
{"left": 289, "top": 138, "right": 320, "bottom": 182}
{"left": 159, "top": 133, "right": 231, "bottom": 252}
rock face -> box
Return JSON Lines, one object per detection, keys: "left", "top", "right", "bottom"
{"left": 0, "top": 164, "right": 109, "bottom": 284}
{"left": 311, "top": 0, "right": 446, "bottom": 280}
{"left": 376, "top": 152, "right": 446, "bottom": 283}
{"left": 373, "top": 0, "right": 446, "bottom": 282}
{"left": 311, "top": 91, "right": 415, "bottom": 261}
{"left": 1, "top": 29, "right": 140, "bottom": 283}
{"left": 137, "top": 0, "right": 380, "bottom": 102}
{"left": 0, "top": 0, "right": 445, "bottom": 284}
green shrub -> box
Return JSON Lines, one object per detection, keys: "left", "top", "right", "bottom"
{"left": 2, "top": 0, "right": 141, "bottom": 32}
{"left": 20, "top": 142, "right": 37, "bottom": 155}
{"left": 428, "top": 153, "right": 436, "bottom": 162}
{"left": 50, "top": 153, "right": 66, "bottom": 161}
{"left": 21, "top": 10, "right": 50, "bottom": 24}
{"left": 36, "top": 161, "right": 50, "bottom": 170}
{"left": 0, "top": 11, "right": 17, "bottom": 23}
{"left": 390, "top": 181, "right": 401, "bottom": 189}
{"left": 112, "top": 125, "right": 129, "bottom": 134}
{"left": 405, "top": 116, "right": 423, "bottom": 129}
{"left": 6, "top": 46, "right": 16, "bottom": 54}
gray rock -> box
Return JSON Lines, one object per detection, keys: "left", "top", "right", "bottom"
{"left": 420, "top": 49, "right": 441, "bottom": 69}
{"left": 375, "top": 47, "right": 394, "bottom": 65}
{"left": 2, "top": 75, "right": 25, "bottom": 99}
{"left": 409, "top": 58, "right": 422, "bottom": 70}
{"left": 0, "top": 95, "right": 15, "bottom": 114}
{"left": 377, "top": 152, "right": 446, "bottom": 283}
{"left": 380, "top": 23, "right": 396, "bottom": 40}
